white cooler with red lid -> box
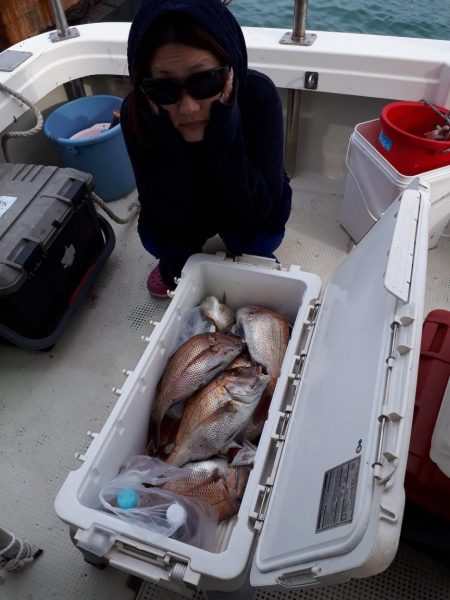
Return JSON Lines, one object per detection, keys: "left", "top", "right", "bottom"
{"left": 55, "top": 182, "right": 430, "bottom": 595}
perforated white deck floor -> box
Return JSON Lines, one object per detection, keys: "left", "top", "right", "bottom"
{"left": 1, "top": 174, "right": 449, "bottom": 600}
{"left": 137, "top": 543, "right": 450, "bottom": 600}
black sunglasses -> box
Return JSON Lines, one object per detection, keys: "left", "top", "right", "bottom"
{"left": 140, "top": 65, "right": 230, "bottom": 105}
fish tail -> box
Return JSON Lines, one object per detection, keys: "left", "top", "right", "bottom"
{"left": 166, "top": 446, "right": 190, "bottom": 467}
{"left": 218, "top": 476, "right": 240, "bottom": 520}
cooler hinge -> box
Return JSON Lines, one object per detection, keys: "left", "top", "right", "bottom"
{"left": 251, "top": 302, "right": 321, "bottom": 527}
{"left": 251, "top": 404, "right": 292, "bottom": 527}
{"left": 251, "top": 483, "right": 273, "bottom": 529}
{"left": 290, "top": 302, "right": 321, "bottom": 380}
{"left": 373, "top": 318, "right": 407, "bottom": 483}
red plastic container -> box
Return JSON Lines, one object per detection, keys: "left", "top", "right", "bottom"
{"left": 405, "top": 309, "right": 450, "bottom": 519}
{"left": 377, "top": 101, "right": 450, "bottom": 175}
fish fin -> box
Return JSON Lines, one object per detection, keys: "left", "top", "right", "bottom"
{"left": 220, "top": 439, "right": 242, "bottom": 454}
{"left": 196, "top": 401, "right": 240, "bottom": 431}
{"left": 252, "top": 389, "right": 272, "bottom": 422}
{"left": 217, "top": 475, "right": 241, "bottom": 519}
{"left": 187, "top": 468, "right": 223, "bottom": 493}
{"left": 165, "top": 445, "right": 187, "bottom": 466}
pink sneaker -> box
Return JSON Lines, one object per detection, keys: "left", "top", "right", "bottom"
{"left": 147, "top": 264, "right": 174, "bottom": 298}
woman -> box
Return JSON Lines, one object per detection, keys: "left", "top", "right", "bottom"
{"left": 122, "top": 0, "right": 292, "bottom": 297}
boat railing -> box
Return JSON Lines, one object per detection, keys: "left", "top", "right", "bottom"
{"left": 48, "top": 0, "right": 86, "bottom": 98}
{"left": 281, "top": 0, "right": 317, "bottom": 173}
{"left": 48, "top": 0, "right": 79, "bottom": 42}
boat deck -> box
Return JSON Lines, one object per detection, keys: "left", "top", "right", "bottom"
{"left": 1, "top": 172, "right": 450, "bottom": 599}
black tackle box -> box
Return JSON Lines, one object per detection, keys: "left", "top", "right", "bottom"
{"left": 0, "top": 163, "right": 115, "bottom": 350}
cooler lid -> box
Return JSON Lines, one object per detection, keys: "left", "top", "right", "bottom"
{"left": 251, "top": 182, "right": 430, "bottom": 587}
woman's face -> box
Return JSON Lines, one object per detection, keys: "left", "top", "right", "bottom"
{"left": 149, "top": 43, "right": 222, "bottom": 142}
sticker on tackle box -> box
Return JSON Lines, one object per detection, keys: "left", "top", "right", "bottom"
{"left": 0, "top": 196, "right": 17, "bottom": 217}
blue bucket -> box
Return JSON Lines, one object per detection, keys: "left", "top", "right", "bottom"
{"left": 44, "top": 95, "right": 135, "bottom": 202}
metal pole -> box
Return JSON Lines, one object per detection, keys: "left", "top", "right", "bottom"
{"left": 50, "top": 0, "right": 70, "bottom": 38}
{"left": 280, "top": 0, "right": 316, "bottom": 46}
{"left": 48, "top": 0, "right": 80, "bottom": 43}
{"left": 284, "top": 89, "right": 302, "bottom": 175}
{"left": 280, "top": 0, "right": 318, "bottom": 174}
{"left": 291, "top": 0, "right": 308, "bottom": 43}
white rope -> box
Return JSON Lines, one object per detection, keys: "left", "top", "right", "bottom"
{"left": 0, "top": 532, "right": 37, "bottom": 580}
{"left": 91, "top": 191, "right": 140, "bottom": 225}
{"left": 0, "top": 81, "right": 44, "bottom": 163}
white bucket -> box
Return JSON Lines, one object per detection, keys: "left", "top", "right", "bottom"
{"left": 340, "top": 119, "right": 450, "bottom": 249}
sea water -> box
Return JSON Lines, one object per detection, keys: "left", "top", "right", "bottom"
{"left": 229, "top": 0, "right": 450, "bottom": 40}
{"left": 108, "top": 0, "right": 449, "bottom": 41}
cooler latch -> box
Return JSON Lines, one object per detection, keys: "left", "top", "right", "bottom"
{"left": 113, "top": 540, "right": 182, "bottom": 570}
{"left": 235, "top": 254, "right": 282, "bottom": 270}
{"left": 14, "top": 239, "right": 43, "bottom": 273}
{"left": 110, "top": 539, "right": 200, "bottom": 589}
{"left": 277, "top": 565, "right": 321, "bottom": 587}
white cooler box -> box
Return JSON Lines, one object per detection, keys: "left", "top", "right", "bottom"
{"left": 55, "top": 186, "right": 430, "bottom": 596}
{"left": 340, "top": 119, "right": 450, "bottom": 249}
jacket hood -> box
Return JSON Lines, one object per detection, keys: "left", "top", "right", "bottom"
{"left": 127, "top": 0, "right": 248, "bottom": 84}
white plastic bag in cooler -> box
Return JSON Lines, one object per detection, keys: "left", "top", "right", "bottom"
{"left": 55, "top": 185, "right": 430, "bottom": 595}
{"left": 340, "top": 119, "right": 450, "bottom": 249}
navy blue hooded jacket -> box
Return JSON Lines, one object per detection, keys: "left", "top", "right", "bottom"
{"left": 122, "top": 0, "right": 292, "bottom": 280}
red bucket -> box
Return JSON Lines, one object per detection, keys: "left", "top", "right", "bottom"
{"left": 376, "top": 101, "right": 450, "bottom": 175}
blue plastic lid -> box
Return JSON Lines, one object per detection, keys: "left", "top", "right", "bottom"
{"left": 117, "top": 488, "right": 138, "bottom": 509}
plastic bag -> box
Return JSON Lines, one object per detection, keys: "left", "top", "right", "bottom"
{"left": 99, "top": 456, "right": 218, "bottom": 551}
{"left": 173, "top": 306, "right": 215, "bottom": 351}
{"left": 230, "top": 440, "right": 257, "bottom": 466}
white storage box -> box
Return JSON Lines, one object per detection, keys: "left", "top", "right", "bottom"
{"left": 55, "top": 186, "right": 430, "bottom": 596}
{"left": 340, "top": 119, "right": 450, "bottom": 249}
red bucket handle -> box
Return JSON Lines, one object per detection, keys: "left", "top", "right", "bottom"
{"left": 420, "top": 99, "right": 450, "bottom": 150}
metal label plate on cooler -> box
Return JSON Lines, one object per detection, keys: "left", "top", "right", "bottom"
{"left": 316, "top": 457, "right": 361, "bottom": 532}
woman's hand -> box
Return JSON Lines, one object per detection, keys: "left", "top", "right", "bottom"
{"left": 219, "top": 67, "right": 234, "bottom": 104}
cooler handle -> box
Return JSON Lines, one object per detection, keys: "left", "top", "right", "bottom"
{"left": 384, "top": 185, "right": 421, "bottom": 302}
